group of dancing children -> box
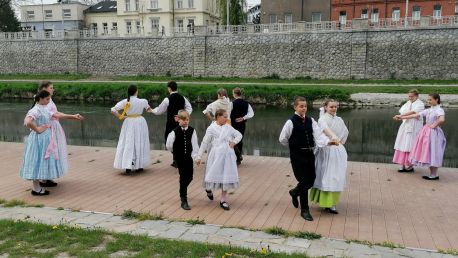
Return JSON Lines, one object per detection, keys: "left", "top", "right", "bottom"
{"left": 20, "top": 82, "right": 446, "bottom": 221}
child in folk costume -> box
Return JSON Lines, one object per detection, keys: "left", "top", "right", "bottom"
{"left": 392, "top": 89, "right": 425, "bottom": 173}
{"left": 279, "top": 97, "right": 338, "bottom": 221}
{"left": 38, "top": 81, "right": 84, "bottom": 187}
{"left": 399, "top": 93, "right": 446, "bottom": 180}
{"left": 203, "top": 88, "right": 233, "bottom": 122}
{"left": 111, "top": 85, "right": 152, "bottom": 174}
{"left": 151, "top": 81, "right": 193, "bottom": 168}
{"left": 20, "top": 91, "right": 71, "bottom": 195}
{"left": 166, "top": 110, "right": 199, "bottom": 210}
{"left": 310, "top": 100, "right": 349, "bottom": 214}
{"left": 196, "top": 109, "right": 242, "bottom": 211}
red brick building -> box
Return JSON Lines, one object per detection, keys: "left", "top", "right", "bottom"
{"left": 331, "top": 0, "right": 458, "bottom": 23}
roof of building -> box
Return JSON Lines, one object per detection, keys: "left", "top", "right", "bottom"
{"left": 85, "top": 1, "right": 117, "bottom": 13}
{"left": 21, "top": 1, "right": 88, "bottom": 7}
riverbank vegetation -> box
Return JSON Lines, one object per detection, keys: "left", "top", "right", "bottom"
{"left": 1, "top": 81, "right": 458, "bottom": 105}
{"left": 1, "top": 73, "right": 458, "bottom": 85}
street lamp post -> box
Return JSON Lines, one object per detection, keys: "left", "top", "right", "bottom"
{"left": 226, "top": 0, "right": 229, "bottom": 26}
{"left": 41, "top": 0, "right": 44, "bottom": 31}
{"left": 404, "top": 0, "right": 409, "bottom": 27}
{"left": 61, "top": 0, "right": 64, "bottom": 31}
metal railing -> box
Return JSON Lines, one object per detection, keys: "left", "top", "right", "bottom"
{"left": 1, "top": 16, "right": 457, "bottom": 41}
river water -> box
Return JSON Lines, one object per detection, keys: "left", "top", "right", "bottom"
{"left": 0, "top": 101, "right": 456, "bottom": 167}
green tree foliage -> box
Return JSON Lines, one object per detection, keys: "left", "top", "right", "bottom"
{"left": 0, "top": 0, "right": 21, "bottom": 32}
{"left": 219, "top": 0, "right": 246, "bottom": 25}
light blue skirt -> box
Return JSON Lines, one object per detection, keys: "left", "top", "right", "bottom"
{"left": 19, "top": 130, "right": 64, "bottom": 180}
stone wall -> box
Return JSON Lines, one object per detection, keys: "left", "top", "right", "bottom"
{"left": 0, "top": 28, "right": 457, "bottom": 79}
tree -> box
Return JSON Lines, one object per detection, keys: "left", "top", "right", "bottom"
{"left": 0, "top": 0, "right": 21, "bottom": 32}
{"left": 219, "top": 0, "right": 246, "bottom": 25}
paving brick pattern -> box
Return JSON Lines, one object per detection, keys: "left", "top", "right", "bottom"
{"left": 1, "top": 142, "right": 457, "bottom": 250}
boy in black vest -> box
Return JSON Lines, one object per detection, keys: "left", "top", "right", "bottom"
{"left": 231, "top": 87, "right": 254, "bottom": 165}
{"left": 152, "top": 81, "right": 193, "bottom": 168}
{"left": 279, "top": 96, "right": 338, "bottom": 221}
{"left": 166, "top": 110, "right": 199, "bottom": 210}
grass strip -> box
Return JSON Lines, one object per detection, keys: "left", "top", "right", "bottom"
{"left": 0, "top": 219, "right": 307, "bottom": 257}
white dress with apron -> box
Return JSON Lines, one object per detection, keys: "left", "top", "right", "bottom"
{"left": 111, "top": 96, "right": 151, "bottom": 170}
{"left": 314, "top": 113, "right": 349, "bottom": 192}
{"left": 197, "top": 123, "right": 242, "bottom": 190}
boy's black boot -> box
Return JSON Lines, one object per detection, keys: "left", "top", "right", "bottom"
{"left": 289, "top": 187, "right": 300, "bottom": 208}
{"left": 300, "top": 209, "right": 313, "bottom": 221}
{"left": 181, "top": 197, "right": 191, "bottom": 210}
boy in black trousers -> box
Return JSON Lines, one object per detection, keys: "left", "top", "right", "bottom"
{"left": 166, "top": 110, "right": 199, "bottom": 210}
{"left": 279, "top": 97, "right": 338, "bottom": 221}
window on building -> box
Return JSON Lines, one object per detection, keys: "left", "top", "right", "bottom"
{"left": 392, "top": 7, "right": 400, "bottom": 21}
{"left": 177, "top": 19, "right": 184, "bottom": 31}
{"left": 126, "top": 21, "right": 132, "bottom": 33}
{"left": 91, "top": 23, "right": 97, "bottom": 31}
{"left": 361, "top": 9, "right": 368, "bottom": 19}
{"left": 151, "top": 18, "right": 159, "bottom": 30}
{"left": 112, "top": 22, "right": 118, "bottom": 31}
{"left": 339, "top": 11, "right": 346, "bottom": 25}
{"left": 45, "top": 10, "right": 52, "bottom": 19}
{"left": 312, "top": 12, "right": 321, "bottom": 22}
{"left": 26, "top": 11, "right": 35, "bottom": 20}
{"left": 103, "top": 23, "right": 108, "bottom": 34}
{"left": 455, "top": 4, "right": 458, "bottom": 14}
{"left": 150, "top": 0, "right": 158, "bottom": 9}
{"left": 371, "top": 8, "right": 379, "bottom": 22}
{"left": 412, "top": 6, "right": 421, "bottom": 20}
{"left": 63, "top": 9, "right": 71, "bottom": 18}
{"left": 188, "top": 0, "right": 193, "bottom": 8}
{"left": 285, "top": 14, "right": 292, "bottom": 23}
{"left": 125, "top": 0, "right": 130, "bottom": 11}
{"left": 269, "top": 14, "right": 277, "bottom": 24}
{"left": 136, "top": 21, "right": 141, "bottom": 33}
{"left": 433, "top": 5, "right": 441, "bottom": 18}
{"left": 135, "top": 0, "right": 139, "bottom": 11}
{"left": 177, "top": 0, "right": 183, "bottom": 9}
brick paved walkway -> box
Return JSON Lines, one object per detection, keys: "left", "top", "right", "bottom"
{"left": 1, "top": 142, "right": 457, "bottom": 251}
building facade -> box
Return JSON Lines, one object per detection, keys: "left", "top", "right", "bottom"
{"left": 261, "top": 0, "right": 331, "bottom": 23}
{"left": 84, "top": 1, "right": 119, "bottom": 35}
{"left": 111, "top": 0, "right": 220, "bottom": 36}
{"left": 21, "top": 0, "right": 220, "bottom": 36}
{"left": 20, "top": 1, "right": 89, "bottom": 31}
{"left": 331, "top": 0, "right": 458, "bottom": 23}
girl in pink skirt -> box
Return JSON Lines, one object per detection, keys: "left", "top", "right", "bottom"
{"left": 400, "top": 93, "right": 446, "bottom": 180}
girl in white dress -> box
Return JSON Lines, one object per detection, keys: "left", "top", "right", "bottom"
{"left": 111, "top": 85, "right": 152, "bottom": 174}
{"left": 197, "top": 109, "right": 242, "bottom": 211}
{"left": 392, "top": 89, "right": 425, "bottom": 172}
{"left": 310, "top": 99, "right": 349, "bottom": 214}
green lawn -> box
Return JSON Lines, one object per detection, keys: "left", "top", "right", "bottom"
{"left": 0, "top": 73, "right": 91, "bottom": 81}
{"left": 0, "top": 220, "right": 306, "bottom": 258}
{"left": 1, "top": 73, "right": 458, "bottom": 85}
{"left": 1, "top": 81, "right": 457, "bottom": 104}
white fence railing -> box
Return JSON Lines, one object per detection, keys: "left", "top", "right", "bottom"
{"left": 1, "top": 16, "right": 457, "bottom": 41}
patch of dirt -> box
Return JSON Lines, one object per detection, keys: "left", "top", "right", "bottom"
{"left": 35, "top": 248, "right": 56, "bottom": 253}
{"left": 109, "top": 251, "right": 139, "bottom": 258}
{"left": 91, "top": 235, "right": 116, "bottom": 252}
{"left": 55, "top": 253, "right": 73, "bottom": 258}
